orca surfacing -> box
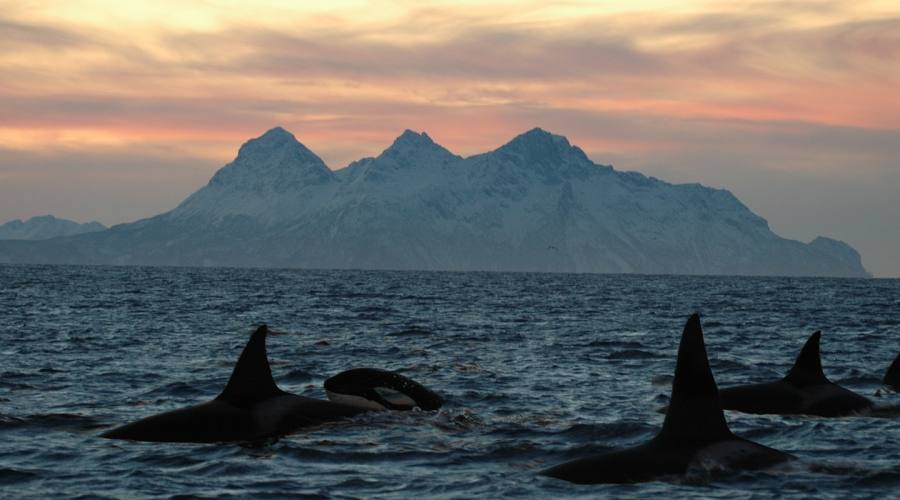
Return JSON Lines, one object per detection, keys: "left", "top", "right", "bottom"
{"left": 101, "top": 325, "right": 442, "bottom": 443}
{"left": 718, "top": 331, "right": 874, "bottom": 417}
{"left": 325, "top": 368, "right": 445, "bottom": 411}
{"left": 541, "top": 314, "right": 792, "bottom": 484}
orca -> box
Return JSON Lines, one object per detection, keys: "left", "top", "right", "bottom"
{"left": 101, "top": 325, "right": 441, "bottom": 443}
{"left": 718, "top": 331, "right": 874, "bottom": 417}
{"left": 883, "top": 354, "right": 900, "bottom": 392}
{"left": 325, "top": 368, "right": 445, "bottom": 411}
{"left": 541, "top": 314, "right": 792, "bottom": 484}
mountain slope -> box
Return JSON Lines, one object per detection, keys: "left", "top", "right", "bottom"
{"left": 0, "top": 127, "right": 869, "bottom": 277}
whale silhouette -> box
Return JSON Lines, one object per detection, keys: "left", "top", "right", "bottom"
{"left": 718, "top": 331, "right": 874, "bottom": 417}
{"left": 102, "top": 325, "right": 442, "bottom": 443}
{"left": 541, "top": 314, "right": 792, "bottom": 484}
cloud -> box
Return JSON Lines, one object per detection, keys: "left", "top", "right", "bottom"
{"left": 0, "top": 18, "right": 90, "bottom": 49}
{"left": 0, "top": 1, "right": 898, "bottom": 274}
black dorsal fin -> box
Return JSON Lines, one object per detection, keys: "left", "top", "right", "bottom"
{"left": 884, "top": 354, "right": 900, "bottom": 389}
{"left": 659, "top": 314, "right": 732, "bottom": 441}
{"left": 216, "top": 325, "right": 284, "bottom": 407}
{"left": 783, "top": 331, "right": 829, "bottom": 386}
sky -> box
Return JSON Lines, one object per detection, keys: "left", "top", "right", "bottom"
{"left": 1, "top": 0, "right": 898, "bottom": 276}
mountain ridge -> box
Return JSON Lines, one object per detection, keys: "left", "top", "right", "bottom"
{"left": 0, "top": 215, "right": 106, "bottom": 241}
{"left": 0, "top": 127, "right": 869, "bottom": 277}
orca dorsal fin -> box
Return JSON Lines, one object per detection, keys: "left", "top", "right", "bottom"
{"left": 659, "top": 314, "right": 732, "bottom": 441}
{"left": 216, "top": 325, "right": 284, "bottom": 407}
{"left": 783, "top": 331, "right": 829, "bottom": 386}
{"left": 884, "top": 354, "right": 900, "bottom": 389}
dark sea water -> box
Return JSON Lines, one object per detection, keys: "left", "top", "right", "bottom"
{"left": 1, "top": 265, "right": 898, "bottom": 499}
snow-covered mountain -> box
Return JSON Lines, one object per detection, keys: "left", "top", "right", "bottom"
{"left": 0, "top": 215, "right": 105, "bottom": 240}
{"left": 0, "top": 127, "right": 869, "bottom": 276}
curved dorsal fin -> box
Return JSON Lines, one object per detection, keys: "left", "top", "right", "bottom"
{"left": 659, "top": 314, "right": 732, "bottom": 441}
{"left": 216, "top": 325, "right": 284, "bottom": 407}
{"left": 884, "top": 354, "right": 900, "bottom": 389}
{"left": 783, "top": 331, "right": 829, "bottom": 386}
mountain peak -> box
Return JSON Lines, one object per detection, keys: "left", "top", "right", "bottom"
{"left": 29, "top": 214, "right": 58, "bottom": 223}
{"left": 257, "top": 126, "right": 293, "bottom": 141}
{"left": 377, "top": 129, "right": 458, "bottom": 165}
{"left": 239, "top": 126, "right": 309, "bottom": 157}
{"left": 505, "top": 127, "right": 570, "bottom": 149}
{"left": 393, "top": 129, "right": 435, "bottom": 147}
{"left": 522, "top": 127, "right": 556, "bottom": 139}
{"left": 207, "top": 127, "right": 334, "bottom": 192}
{"left": 493, "top": 128, "right": 591, "bottom": 168}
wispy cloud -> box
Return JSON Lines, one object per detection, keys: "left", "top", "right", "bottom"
{"left": 0, "top": 0, "right": 898, "bottom": 274}
{"left": 0, "top": 18, "right": 90, "bottom": 48}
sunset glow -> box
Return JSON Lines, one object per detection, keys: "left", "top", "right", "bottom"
{"left": 1, "top": 0, "right": 899, "bottom": 275}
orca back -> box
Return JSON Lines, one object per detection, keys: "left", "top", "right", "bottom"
{"left": 719, "top": 381, "right": 804, "bottom": 415}
{"left": 541, "top": 441, "right": 687, "bottom": 484}
{"left": 541, "top": 314, "right": 791, "bottom": 484}
{"left": 100, "top": 400, "right": 257, "bottom": 443}
{"left": 720, "top": 330, "right": 873, "bottom": 417}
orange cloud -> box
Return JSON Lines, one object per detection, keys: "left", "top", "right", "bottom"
{"left": 1, "top": 1, "right": 899, "bottom": 274}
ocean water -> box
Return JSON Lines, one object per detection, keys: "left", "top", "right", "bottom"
{"left": 1, "top": 264, "right": 898, "bottom": 499}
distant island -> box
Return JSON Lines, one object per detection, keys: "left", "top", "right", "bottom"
{"left": 0, "top": 127, "right": 869, "bottom": 277}
{"left": 0, "top": 215, "right": 106, "bottom": 241}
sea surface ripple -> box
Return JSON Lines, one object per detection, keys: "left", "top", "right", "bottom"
{"left": 1, "top": 265, "right": 898, "bottom": 498}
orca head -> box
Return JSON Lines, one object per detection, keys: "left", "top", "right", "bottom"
{"left": 884, "top": 354, "right": 900, "bottom": 391}
{"left": 324, "top": 368, "right": 444, "bottom": 411}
